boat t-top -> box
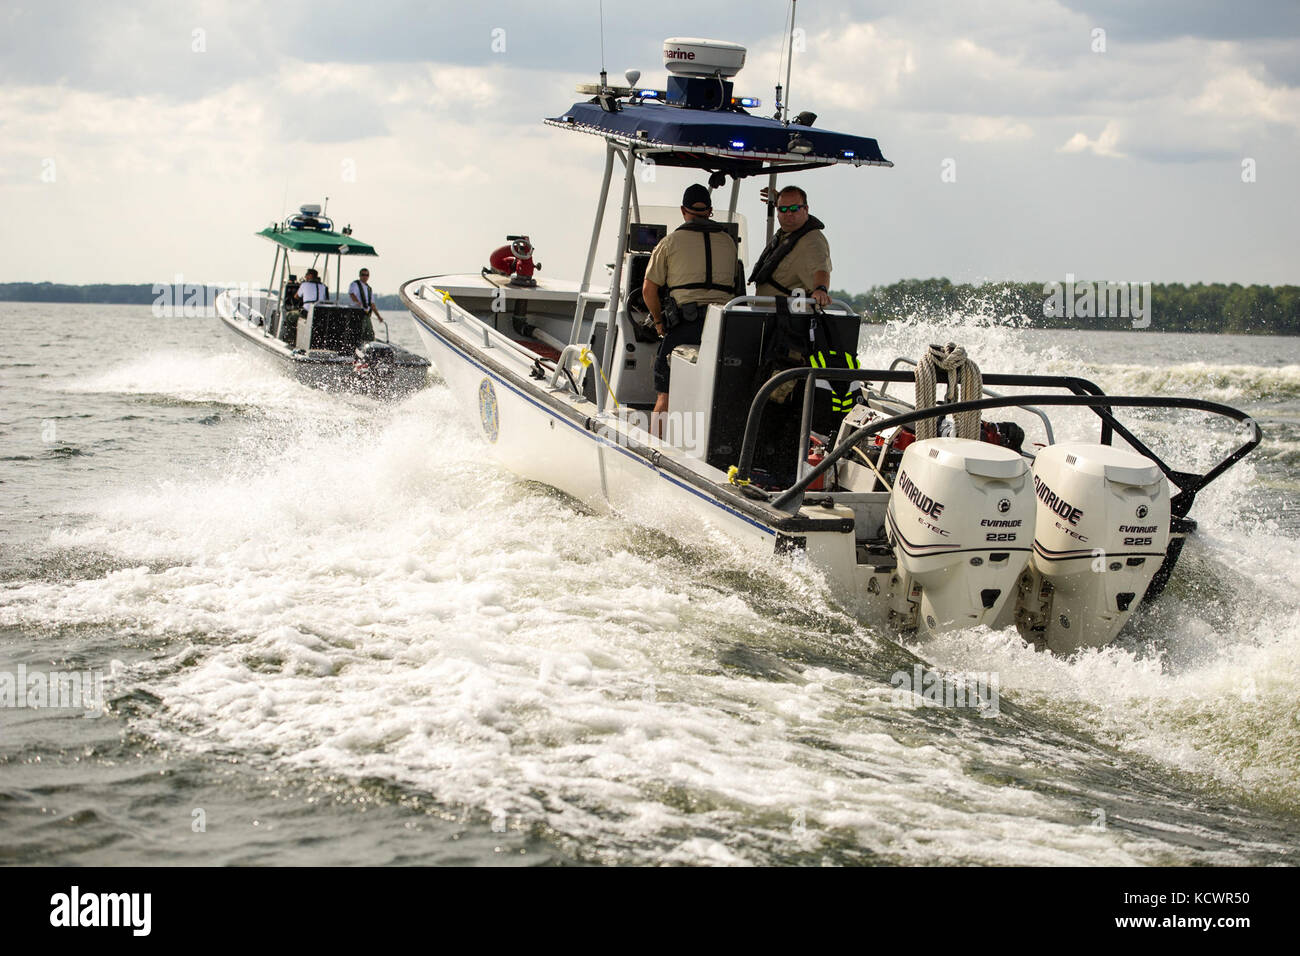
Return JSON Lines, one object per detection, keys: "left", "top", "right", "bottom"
{"left": 400, "top": 37, "right": 1260, "bottom": 654}
{"left": 217, "top": 203, "right": 430, "bottom": 397}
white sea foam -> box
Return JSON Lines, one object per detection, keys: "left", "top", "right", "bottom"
{"left": 6, "top": 317, "right": 1297, "bottom": 863}
{"left": 63, "top": 349, "right": 329, "bottom": 410}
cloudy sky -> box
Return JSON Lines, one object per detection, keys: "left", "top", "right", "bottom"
{"left": 2, "top": 0, "right": 1296, "bottom": 293}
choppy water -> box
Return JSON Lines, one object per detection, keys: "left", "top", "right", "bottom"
{"left": 2, "top": 303, "right": 1297, "bottom": 865}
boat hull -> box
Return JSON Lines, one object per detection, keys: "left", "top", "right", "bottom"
{"left": 400, "top": 279, "right": 871, "bottom": 597}
{"left": 216, "top": 292, "right": 429, "bottom": 399}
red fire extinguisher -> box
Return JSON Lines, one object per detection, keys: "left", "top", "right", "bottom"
{"left": 806, "top": 435, "right": 828, "bottom": 491}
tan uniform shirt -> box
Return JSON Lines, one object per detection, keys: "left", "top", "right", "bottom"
{"left": 645, "top": 227, "right": 738, "bottom": 307}
{"left": 755, "top": 229, "right": 832, "bottom": 297}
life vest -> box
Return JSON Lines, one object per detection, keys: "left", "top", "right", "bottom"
{"left": 662, "top": 219, "right": 738, "bottom": 299}
{"left": 748, "top": 215, "right": 826, "bottom": 295}
{"left": 808, "top": 347, "right": 860, "bottom": 415}
{"left": 299, "top": 280, "right": 327, "bottom": 303}
{"left": 755, "top": 308, "right": 860, "bottom": 429}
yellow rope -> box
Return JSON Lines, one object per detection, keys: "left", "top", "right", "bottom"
{"left": 578, "top": 346, "right": 619, "bottom": 409}
{"left": 726, "top": 465, "right": 751, "bottom": 487}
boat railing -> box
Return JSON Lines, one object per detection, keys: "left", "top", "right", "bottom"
{"left": 731, "top": 366, "right": 1261, "bottom": 518}
{"left": 418, "top": 283, "right": 467, "bottom": 323}
{"left": 722, "top": 295, "right": 860, "bottom": 316}
{"left": 549, "top": 344, "right": 607, "bottom": 403}
{"left": 231, "top": 298, "right": 266, "bottom": 327}
{"left": 417, "top": 281, "right": 590, "bottom": 386}
{"left": 879, "top": 356, "right": 1056, "bottom": 446}
{"left": 568, "top": 290, "right": 611, "bottom": 345}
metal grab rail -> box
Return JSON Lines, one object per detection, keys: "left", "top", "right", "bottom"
{"left": 233, "top": 300, "right": 266, "bottom": 326}
{"left": 548, "top": 344, "right": 605, "bottom": 401}
{"left": 732, "top": 367, "right": 1261, "bottom": 517}
{"left": 417, "top": 281, "right": 581, "bottom": 375}
{"left": 722, "top": 295, "right": 859, "bottom": 315}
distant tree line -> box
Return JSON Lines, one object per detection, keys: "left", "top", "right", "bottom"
{"left": 0, "top": 282, "right": 406, "bottom": 312}
{"left": 831, "top": 279, "right": 1300, "bottom": 334}
{"left": 5, "top": 280, "right": 1299, "bottom": 334}
{"left": 0, "top": 282, "right": 162, "bottom": 304}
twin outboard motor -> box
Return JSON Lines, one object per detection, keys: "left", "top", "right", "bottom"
{"left": 886, "top": 438, "right": 1035, "bottom": 634}
{"left": 883, "top": 436, "right": 1171, "bottom": 650}
{"left": 1016, "top": 444, "right": 1170, "bottom": 653}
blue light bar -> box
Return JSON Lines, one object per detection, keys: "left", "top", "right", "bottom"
{"left": 739, "top": 97, "right": 761, "bottom": 108}
{"left": 639, "top": 89, "right": 662, "bottom": 100}
{"left": 841, "top": 149, "right": 856, "bottom": 158}
{"left": 729, "top": 140, "right": 746, "bottom": 150}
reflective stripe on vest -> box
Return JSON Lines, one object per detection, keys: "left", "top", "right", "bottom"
{"left": 809, "top": 350, "right": 860, "bottom": 413}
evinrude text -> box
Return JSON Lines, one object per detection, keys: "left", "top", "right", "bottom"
{"left": 897, "top": 470, "right": 945, "bottom": 519}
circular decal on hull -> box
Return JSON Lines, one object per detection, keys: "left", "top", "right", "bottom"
{"left": 478, "top": 377, "right": 500, "bottom": 443}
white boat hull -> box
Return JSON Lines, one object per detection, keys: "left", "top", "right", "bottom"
{"left": 216, "top": 290, "right": 429, "bottom": 398}
{"left": 401, "top": 278, "right": 872, "bottom": 594}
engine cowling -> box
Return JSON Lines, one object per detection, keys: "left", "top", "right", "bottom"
{"left": 1017, "top": 443, "right": 1170, "bottom": 653}
{"left": 886, "top": 438, "right": 1035, "bottom": 634}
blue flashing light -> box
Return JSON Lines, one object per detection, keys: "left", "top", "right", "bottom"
{"left": 639, "top": 89, "right": 661, "bottom": 99}
{"left": 729, "top": 140, "right": 746, "bottom": 150}
{"left": 739, "top": 97, "right": 761, "bottom": 108}
{"left": 841, "top": 149, "right": 856, "bottom": 158}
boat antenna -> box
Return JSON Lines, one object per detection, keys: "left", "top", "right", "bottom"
{"left": 598, "top": 0, "right": 607, "bottom": 90}
{"left": 322, "top": 196, "right": 329, "bottom": 217}
{"left": 783, "top": 0, "right": 797, "bottom": 125}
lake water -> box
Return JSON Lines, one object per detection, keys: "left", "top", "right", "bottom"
{"left": 2, "top": 302, "right": 1297, "bottom": 864}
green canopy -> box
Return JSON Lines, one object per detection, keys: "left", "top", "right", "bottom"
{"left": 257, "top": 226, "right": 377, "bottom": 256}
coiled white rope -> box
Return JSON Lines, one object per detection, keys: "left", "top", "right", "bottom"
{"left": 914, "top": 342, "right": 983, "bottom": 441}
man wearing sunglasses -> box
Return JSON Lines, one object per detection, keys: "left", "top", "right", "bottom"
{"left": 348, "top": 268, "right": 384, "bottom": 325}
{"left": 749, "top": 186, "right": 832, "bottom": 308}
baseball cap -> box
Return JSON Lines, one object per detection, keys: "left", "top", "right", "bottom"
{"left": 682, "top": 184, "right": 712, "bottom": 212}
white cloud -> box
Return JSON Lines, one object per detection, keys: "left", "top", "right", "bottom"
{"left": 0, "top": 0, "right": 1296, "bottom": 287}
{"left": 1059, "top": 121, "right": 1126, "bottom": 158}
{"left": 1192, "top": 65, "right": 1300, "bottom": 126}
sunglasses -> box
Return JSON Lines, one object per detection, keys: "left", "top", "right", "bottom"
{"left": 777, "top": 204, "right": 805, "bottom": 213}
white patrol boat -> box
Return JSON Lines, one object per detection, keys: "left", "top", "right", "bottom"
{"left": 216, "top": 204, "right": 429, "bottom": 398}
{"left": 401, "top": 38, "right": 1261, "bottom": 654}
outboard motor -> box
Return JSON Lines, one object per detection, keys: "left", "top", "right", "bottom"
{"left": 886, "top": 438, "right": 1035, "bottom": 634}
{"left": 1016, "top": 443, "right": 1170, "bottom": 653}
{"left": 354, "top": 341, "right": 396, "bottom": 378}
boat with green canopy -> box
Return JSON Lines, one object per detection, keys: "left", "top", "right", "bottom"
{"left": 216, "top": 203, "right": 429, "bottom": 397}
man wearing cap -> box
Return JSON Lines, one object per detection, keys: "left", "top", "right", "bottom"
{"left": 642, "top": 183, "right": 739, "bottom": 435}
{"left": 749, "top": 185, "right": 832, "bottom": 308}
{"left": 297, "top": 268, "right": 328, "bottom": 306}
